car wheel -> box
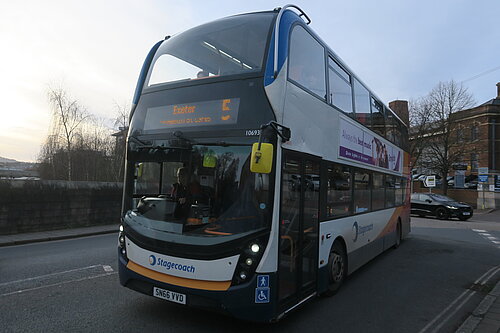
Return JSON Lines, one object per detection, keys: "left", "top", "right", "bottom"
{"left": 436, "top": 207, "right": 449, "bottom": 220}
{"left": 323, "top": 241, "right": 347, "bottom": 297}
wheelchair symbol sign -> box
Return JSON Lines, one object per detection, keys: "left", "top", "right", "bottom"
{"left": 255, "top": 287, "right": 270, "bottom": 303}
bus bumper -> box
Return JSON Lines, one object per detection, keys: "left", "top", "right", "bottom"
{"left": 118, "top": 249, "right": 277, "bottom": 322}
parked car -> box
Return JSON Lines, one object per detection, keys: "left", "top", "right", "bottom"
{"left": 410, "top": 193, "right": 473, "bottom": 221}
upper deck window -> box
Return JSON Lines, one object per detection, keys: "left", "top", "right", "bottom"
{"left": 147, "top": 13, "right": 274, "bottom": 87}
{"left": 328, "top": 57, "right": 353, "bottom": 115}
{"left": 288, "top": 25, "right": 326, "bottom": 100}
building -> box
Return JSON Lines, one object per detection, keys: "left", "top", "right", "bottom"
{"left": 450, "top": 82, "right": 500, "bottom": 174}
{"left": 410, "top": 82, "right": 500, "bottom": 208}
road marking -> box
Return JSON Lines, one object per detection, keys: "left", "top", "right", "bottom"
{"left": 102, "top": 265, "right": 114, "bottom": 272}
{"left": 0, "top": 272, "right": 117, "bottom": 297}
{"left": 0, "top": 265, "right": 103, "bottom": 287}
{"left": 0, "top": 264, "right": 116, "bottom": 297}
{"left": 417, "top": 265, "right": 500, "bottom": 333}
{"left": 471, "top": 229, "right": 500, "bottom": 248}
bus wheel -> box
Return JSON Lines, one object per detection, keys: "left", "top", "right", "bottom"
{"left": 393, "top": 221, "right": 402, "bottom": 249}
{"left": 324, "top": 241, "right": 346, "bottom": 297}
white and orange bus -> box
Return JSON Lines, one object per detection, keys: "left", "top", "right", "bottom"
{"left": 118, "top": 4, "right": 410, "bottom": 322}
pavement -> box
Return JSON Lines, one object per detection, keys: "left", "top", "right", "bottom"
{"left": 0, "top": 209, "right": 498, "bottom": 332}
{"left": 0, "top": 223, "right": 118, "bottom": 247}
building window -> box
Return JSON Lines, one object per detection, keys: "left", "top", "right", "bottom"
{"left": 456, "top": 125, "right": 464, "bottom": 143}
{"left": 471, "top": 123, "right": 479, "bottom": 141}
{"left": 470, "top": 153, "right": 479, "bottom": 172}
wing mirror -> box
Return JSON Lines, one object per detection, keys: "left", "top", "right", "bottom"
{"left": 250, "top": 121, "right": 290, "bottom": 174}
{"left": 250, "top": 143, "right": 273, "bottom": 174}
{"left": 425, "top": 199, "right": 432, "bottom": 203}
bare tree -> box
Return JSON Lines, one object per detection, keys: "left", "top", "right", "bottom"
{"left": 415, "top": 80, "right": 475, "bottom": 194}
{"left": 409, "top": 97, "right": 434, "bottom": 168}
{"left": 48, "top": 87, "right": 89, "bottom": 181}
{"left": 111, "top": 102, "right": 130, "bottom": 182}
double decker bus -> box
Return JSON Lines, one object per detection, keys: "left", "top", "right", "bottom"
{"left": 118, "top": 5, "right": 410, "bottom": 322}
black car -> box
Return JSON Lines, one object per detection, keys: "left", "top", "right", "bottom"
{"left": 410, "top": 193, "right": 473, "bottom": 221}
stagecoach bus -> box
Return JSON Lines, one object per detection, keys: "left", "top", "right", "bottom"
{"left": 118, "top": 4, "right": 410, "bottom": 322}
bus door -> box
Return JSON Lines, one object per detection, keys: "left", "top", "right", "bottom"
{"left": 278, "top": 151, "right": 320, "bottom": 309}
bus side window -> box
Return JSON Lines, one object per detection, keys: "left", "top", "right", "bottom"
{"left": 328, "top": 57, "right": 353, "bottom": 116}
{"left": 371, "top": 98, "right": 385, "bottom": 137}
{"left": 353, "top": 171, "right": 371, "bottom": 213}
{"left": 288, "top": 25, "right": 326, "bottom": 100}
{"left": 326, "top": 164, "right": 352, "bottom": 217}
{"left": 353, "top": 79, "right": 371, "bottom": 126}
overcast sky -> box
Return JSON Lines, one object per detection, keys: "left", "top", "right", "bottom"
{"left": 1, "top": 0, "right": 499, "bottom": 162}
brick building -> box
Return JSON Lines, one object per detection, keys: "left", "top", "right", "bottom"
{"left": 449, "top": 82, "right": 500, "bottom": 174}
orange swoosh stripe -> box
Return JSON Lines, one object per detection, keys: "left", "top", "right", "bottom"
{"left": 127, "top": 260, "right": 231, "bottom": 291}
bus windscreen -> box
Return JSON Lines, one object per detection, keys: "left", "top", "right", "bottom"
{"left": 146, "top": 13, "right": 274, "bottom": 87}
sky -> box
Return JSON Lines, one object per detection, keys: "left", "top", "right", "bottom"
{"left": 0, "top": 0, "right": 499, "bottom": 162}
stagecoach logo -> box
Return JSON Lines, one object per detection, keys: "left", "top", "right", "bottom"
{"left": 147, "top": 254, "right": 196, "bottom": 273}
{"left": 352, "top": 221, "right": 374, "bottom": 242}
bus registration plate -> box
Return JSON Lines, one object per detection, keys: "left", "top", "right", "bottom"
{"left": 153, "top": 287, "right": 186, "bottom": 305}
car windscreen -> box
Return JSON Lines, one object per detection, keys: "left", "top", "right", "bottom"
{"left": 429, "top": 194, "right": 453, "bottom": 202}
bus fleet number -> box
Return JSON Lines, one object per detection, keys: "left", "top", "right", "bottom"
{"left": 245, "top": 129, "right": 261, "bottom": 136}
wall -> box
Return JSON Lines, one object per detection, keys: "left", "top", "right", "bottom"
{"left": 0, "top": 180, "right": 123, "bottom": 235}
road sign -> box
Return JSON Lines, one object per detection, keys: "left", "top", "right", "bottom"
{"left": 478, "top": 174, "right": 488, "bottom": 182}
{"left": 424, "top": 175, "right": 436, "bottom": 187}
{"left": 478, "top": 167, "right": 488, "bottom": 175}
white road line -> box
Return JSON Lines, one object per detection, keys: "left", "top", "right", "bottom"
{"left": 0, "top": 265, "right": 103, "bottom": 287}
{"left": 0, "top": 272, "right": 117, "bottom": 297}
{"left": 476, "top": 266, "right": 500, "bottom": 284}
{"left": 471, "top": 229, "right": 500, "bottom": 248}
{"left": 417, "top": 265, "right": 500, "bottom": 333}
{"left": 102, "top": 265, "right": 114, "bottom": 272}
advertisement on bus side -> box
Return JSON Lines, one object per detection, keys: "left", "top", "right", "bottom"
{"left": 339, "top": 118, "right": 402, "bottom": 173}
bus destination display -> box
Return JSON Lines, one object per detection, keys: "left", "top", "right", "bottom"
{"left": 144, "top": 98, "right": 240, "bottom": 130}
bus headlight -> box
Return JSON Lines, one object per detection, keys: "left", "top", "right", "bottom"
{"left": 250, "top": 244, "right": 260, "bottom": 253}
{"left": 231, "top": 236, "right": 268, "bottom": 286}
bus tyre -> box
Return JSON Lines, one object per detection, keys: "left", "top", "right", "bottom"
{"left": 393, "top": 221, "right": 402, "bottom": 249}
{"left": 436, "top": 207, "right": 449, "bottom": 220}
{"left": 324, "top": 241, "right": 346, "bottom": 297}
